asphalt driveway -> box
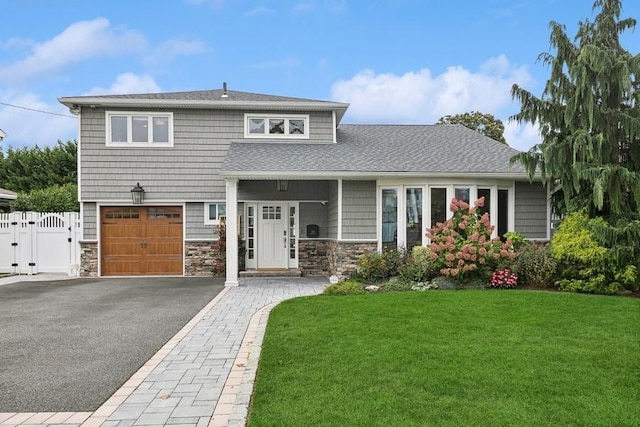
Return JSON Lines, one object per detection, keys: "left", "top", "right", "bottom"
{"left": 0, "top": 277, "right": 224, "bottom": 412}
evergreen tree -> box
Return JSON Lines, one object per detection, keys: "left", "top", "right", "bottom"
{"left": 511, "top": 0, "right": 640, "bottom": 271}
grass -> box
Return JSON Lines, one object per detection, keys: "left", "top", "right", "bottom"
{"left": 247, "top": 290, "right": 640, "bottom": 427}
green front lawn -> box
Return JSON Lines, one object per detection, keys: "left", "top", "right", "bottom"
{"left": 248, "top": 291, "right": 640, "bottom": 426}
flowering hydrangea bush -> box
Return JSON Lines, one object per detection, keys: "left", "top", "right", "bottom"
{"left": 488, "top": 268, "right": 518, "bottom": 289}
{"left": 426, "top": 197, "right": 516, "bottom": 281}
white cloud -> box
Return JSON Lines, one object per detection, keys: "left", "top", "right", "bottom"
{"left": 504, "top": 121, "right": 541, "bottom": 152}
{"left": 0, "top": 91, "right": 77, "bottom": 148}
{"left": 331, "top": 55, "right": 539, "bottom": 149}
{"left": 85, "top": 73, "right": 162, "bottom": 96}
{"left": 143, "top": 38, "right": 206, "bottom": 64}
{"left": 0, "top": 18, "right": 146, "bottom": 85}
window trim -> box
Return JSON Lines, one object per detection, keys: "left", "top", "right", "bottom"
{"left": 244, "top": 113, "right": 310, "bottom": 139}
{"left": 106, "top": 111, "right": 174, "bottom": 147}
{"left": 205, "top": 202, "right": 227, "bottom": 225}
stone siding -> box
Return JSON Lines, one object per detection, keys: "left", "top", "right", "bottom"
{"left": 328, "top": 241, "right": 378, "bottom": 279}
{"left": 298, "top": 240, "right": 331, "bottom": 276}
{"left": 185, "top": 241, "right": 218, "bottom": 276}
{"left": 79, "top": 241, "right": 98, "bottom": 277}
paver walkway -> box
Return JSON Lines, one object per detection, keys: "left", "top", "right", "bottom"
{"left": 0, "top": 277, "right": 327, "bottom": 427}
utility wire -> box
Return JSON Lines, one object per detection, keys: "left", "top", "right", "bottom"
{"left": 0, "top": 101, "right": 75, "bottom": 118}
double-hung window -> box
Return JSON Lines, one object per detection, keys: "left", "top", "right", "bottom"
{"left": 244, "top": 114, "right": 309, "bottom": 139}
{"left": 106, "top": 112, "right": 173, "bottom": 147}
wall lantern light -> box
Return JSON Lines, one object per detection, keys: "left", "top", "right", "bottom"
{"left": 276, "top": 179, "right": 289, "bottom": 192}
{"left": 131, "top": 183, "right": 145, "bottom": 204}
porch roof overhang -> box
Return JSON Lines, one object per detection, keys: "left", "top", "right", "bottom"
{"left": 220, "top": 170, "right": 537, "bottom": 182}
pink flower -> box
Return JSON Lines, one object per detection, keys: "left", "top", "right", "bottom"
{"left": 474, "top": 196, "right": 485, "bottom": 208}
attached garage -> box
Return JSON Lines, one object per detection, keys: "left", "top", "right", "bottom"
{"left": 101, "top": 206, "right": 183, "bottom": 276}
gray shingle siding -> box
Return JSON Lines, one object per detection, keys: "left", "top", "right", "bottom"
{"left": 82, "top": 202, "right": 97, "bottom": 240}
{"left": 80, "top": 109, "right": 335, "bottom": 202}
{"left": 515, "top": 181, "right": 548, "bottom": 239}
{"left": 300, "top": 202, "right": 328, "bottom": 238}
{"left": 185, "top": 202, "right": 216, "bottom": 240}
{"left": 80, "top": 108, "right": 238, "bottom": 201}
{"left": 342, "top": 180, "right": 376, "bottom": 239}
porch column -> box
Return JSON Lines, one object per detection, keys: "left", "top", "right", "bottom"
{"left": 225, "top": 179, "right": 239, "bottom": 287}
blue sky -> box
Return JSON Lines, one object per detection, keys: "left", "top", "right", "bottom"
{"left": 1, "top": 0, "right": 639, "bottom": 151}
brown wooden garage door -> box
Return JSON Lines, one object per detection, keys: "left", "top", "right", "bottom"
{"left": 101, "top": 206, "right": 183, "bottom": 276}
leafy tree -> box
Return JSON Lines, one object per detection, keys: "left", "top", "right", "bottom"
{"left": 510, "top": 0, "right": 640, "bottom": 279}
{"left": 437, "top": 111, "right": 507, "bottom": 144}
{"left": 0, "top": 140, "right": 77, "bottom": 193}
{"left": 11, "top": 183, "right": 79, "bottom": 212}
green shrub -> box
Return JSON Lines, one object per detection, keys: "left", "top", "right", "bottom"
{"left": 377, "top": 276, "right": 415, "bottom": 292}
{"left": 11, "top": 183, "right": 79, "bottom": 212}
{"left": 556, "top": 277, "right": 620, "bottom": 295}
{"left": 504, "top": 231, "right": 526, "bottom": 251}
{"left": 511, "top": 242, "right": 556, "bottom": 288}
{"left": 397, "top": 246, "right": 438, "bottom": 283}
{"left": 323, "top": 279, "right": 366, "bottom": 296}
{"left": 357, "top": 249, "right": 406, "bottom": 282}
{"left": 551, "top": 212, "right": 630, "bottom": 294}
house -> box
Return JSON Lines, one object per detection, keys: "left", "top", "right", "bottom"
{"left": 0, "top": 187, "right": 17, "bottom": 210}
{"left": 58, "top": 86, "right": 549, "bottom": 286}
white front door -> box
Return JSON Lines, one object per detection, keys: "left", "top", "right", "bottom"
{"left": 258, "top": 204, "right": 288, "bottom": 268}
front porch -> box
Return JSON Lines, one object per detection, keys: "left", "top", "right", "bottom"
{"left": 223, "top": 178, "right": 378, "bottom": 286}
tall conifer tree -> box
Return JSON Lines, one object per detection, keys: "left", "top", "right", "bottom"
{"left": 511, "top": 0, "right": 640, "bottom": 270}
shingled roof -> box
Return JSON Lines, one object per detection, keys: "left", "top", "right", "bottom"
{"left": 58, "top": 88, "right": 349, "bottom": 121}
{"left": 60, "top": 88, "right": 332, "bottom": 103}
{"left": 221, "top": 124, "right": 528, "bottom": 179}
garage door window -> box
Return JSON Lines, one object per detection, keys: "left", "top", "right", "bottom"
{"left": 104, "top": 208, "right": 140, "bottom": 219}
{"left": 148, "top": 207, "right": 181, "bottom": 219}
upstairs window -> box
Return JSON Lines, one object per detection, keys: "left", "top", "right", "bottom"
{"left": 106, "top": 112, "right": 173, "bottom": 147}
{"left": 245, "top": 114, "right": 309, "bottom": 139}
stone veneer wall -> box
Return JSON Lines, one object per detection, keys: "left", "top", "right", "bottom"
{"left": 185, "top": 241, "right": 218, "bottom": 276}
{"left": 81, "top": 239, "right": 377, "bottom": 278}
{"left": 298, "top": 240, "right": 331, "bottom": 276}
{"left": 79, "top": 241, "right": 98, "bottom": 277}
{"left": 328, "top": 241, "right": 378, "bottom": 279}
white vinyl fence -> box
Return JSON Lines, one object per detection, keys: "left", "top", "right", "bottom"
{"left": 0, "top": 211, "right": 81, "bottom": 276}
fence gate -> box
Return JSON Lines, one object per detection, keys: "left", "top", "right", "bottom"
{"left": 0, "top": 212, "right": 81, "bottom": 275}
